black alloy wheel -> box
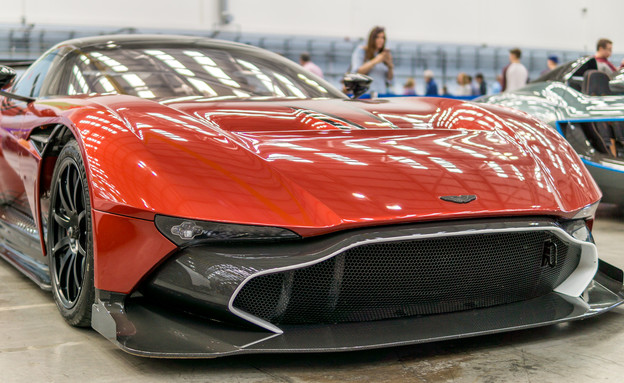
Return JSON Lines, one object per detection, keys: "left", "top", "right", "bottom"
{"left": 48, "top": 140, "right": 94, "bottom": 327}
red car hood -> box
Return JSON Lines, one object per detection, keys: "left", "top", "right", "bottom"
{"left": 71, "top": 96, "right": 599, "bottom": 235}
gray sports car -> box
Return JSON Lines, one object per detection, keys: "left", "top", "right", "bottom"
{"left": 479, "top": 57, "right": 624, "bottom": 207}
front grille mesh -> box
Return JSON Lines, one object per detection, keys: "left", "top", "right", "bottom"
{"left": 233, "top": 231, "right": 580, "bottom": 325}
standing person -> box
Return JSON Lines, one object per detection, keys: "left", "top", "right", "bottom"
{"left": 423, "top": 69, "right": 438, "bottom": 96}
{"left": 491, "top": 74, "right": 503, "bottom": 94}
{"left": 402, "top": 77, "right": 417, "bottom": 95}
{"left": 595, "top": 38, "right": 617, "bottom": 74}
{"left": 351, "top": 26, "right": 394, "bottom": 97}
{"left": 299, "top": 52, "right": 324, "bottom": 78}
{"left": 475, "top": 73, "right": 487, "bottom": 95}
{"left": 541, "top": 55, "right": 559, "bottom": 76}
{"left": 467, "top": 74, "right": 478, "bottom": 96}
{"left": 455, "top": 73, "right": 472, "bottom": 96}
{"left": 502, "top": 48, "right": 528, "bottom": 92}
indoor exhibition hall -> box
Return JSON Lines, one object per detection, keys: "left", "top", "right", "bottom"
{"left": 1, "top": 1, "right": 624, "bottom": 382}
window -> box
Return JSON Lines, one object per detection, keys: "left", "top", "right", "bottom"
{"left": 12, "top": 51, "right": 58, "bottom": 98}
{"left": 53, "top": 45, "right": 341, "bottom": 100}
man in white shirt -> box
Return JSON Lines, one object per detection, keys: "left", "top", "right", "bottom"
{"left": 502, "top": 48, "right": 528, "bottom": 92}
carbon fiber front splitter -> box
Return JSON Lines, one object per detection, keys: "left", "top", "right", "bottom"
{"left": 91, "top": 262, "right": 624, "bottom": 358}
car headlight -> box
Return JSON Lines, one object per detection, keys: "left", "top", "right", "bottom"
{"left": 561, "top": 201, "right": 600, "bottom": 242}
{"left": 560, "top": 219, "right": 593, "bottom": 242}
{"left": 155, "top": 215, "right": 301, "bottom": 246}
{"left": 570, "top": 201, "right": 599, "bottom": 221}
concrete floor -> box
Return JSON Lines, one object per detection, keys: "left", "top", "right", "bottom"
{"left": 1, "top": 206, "right": 623, "bottom": 383}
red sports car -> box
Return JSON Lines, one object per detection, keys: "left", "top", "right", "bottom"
{"left": 0, "top": 35, "right": 622, "bottom": 357}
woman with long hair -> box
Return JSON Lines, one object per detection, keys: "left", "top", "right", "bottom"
{"left": 350, "top": 26, "right": 394, "bottom": 97}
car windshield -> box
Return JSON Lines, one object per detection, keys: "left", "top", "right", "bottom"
{"left": 54, "top": 43, "right": 345, "bottom": 100}
{"left": 531, "top": 62, "right": 574, "bottom": 83}
{"left": 531, "top": 56, "right": 624, "bottom": 96}
{"left": 531, "top": 56, "right": 598, "bottom": 84}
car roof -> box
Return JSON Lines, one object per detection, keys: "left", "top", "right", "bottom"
{"left": 55, "top": 34, "right": 253, "bottom": 51}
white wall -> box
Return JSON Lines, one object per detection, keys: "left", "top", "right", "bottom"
{"left": 1, "top": 0, "right": 622, "bottom": 52}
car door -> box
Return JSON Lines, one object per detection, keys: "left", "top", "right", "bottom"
{"left": 0, "top": 51, "right": 58, "bottom": 214}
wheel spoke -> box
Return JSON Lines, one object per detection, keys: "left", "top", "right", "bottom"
{"left": 77, "top": 211, "right": 87, "bottom": 257}
{"left": 53, "top": 212, "right": 72, "bottom": 229}
{"left": 56, "top": 248, "right": 72, "bottom": 282}
{"left": 72, "top": 252, "right": 82, "bottom": 290}
{"left": 66, "top": 264, "right": 75, "bottom": 301}
{"left": 73, "top": 176, "right": 82, "bottom": 212}
{"left": 77, "top": 241, "right": 87, "bottom": 257}
{"left": 53, "top": 237, "right": 70, "bottom": 256}
{"left": 56, "top": 254, "right": 69, "bottom": 301}
{"left": 66, "top": 251, "right": 78, "bottom": 301}
{"left": 77, "top": 210, "right": 86, "bottom": 226}
{"left": 52, "top": 237, "right": 69, "bottom": 257}
{"left": 71, "top": 167, "right": 80, "bottom": 210}
{"left": 65, "top": 167, "right": 76, "bottom": 212}
{"left": 80, "top": 255, "right": 86, "bottom": 279}
{"left": 57, "top": 176, "right": 72, "bottom": 215}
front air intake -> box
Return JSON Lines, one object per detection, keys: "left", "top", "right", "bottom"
{"left": 233, "top": 230, "right": 580, "bottom": 325}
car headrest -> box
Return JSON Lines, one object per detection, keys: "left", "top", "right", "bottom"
{"left": 582, "top": 70, "right": 611, "bottom": 96}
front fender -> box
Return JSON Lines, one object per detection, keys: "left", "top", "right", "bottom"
{"left": 68, "top": 95, "right": 341, "bottom": 228}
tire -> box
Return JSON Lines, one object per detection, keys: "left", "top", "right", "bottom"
{"left": 47, "top": 140, "right": 94, "bottom": 327}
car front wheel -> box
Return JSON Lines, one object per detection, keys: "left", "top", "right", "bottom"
{"left": 48, "top": 139, "right": 94, "bottom": 327}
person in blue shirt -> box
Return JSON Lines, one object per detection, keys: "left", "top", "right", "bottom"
{"left": 351, "top": 26, "right": 394, "bottom": 97}
{"left": 424, "top": 69, "right": 438, "bottom": 96}
{"left": 491, "top": 74, "right": 502, "bottom": 94}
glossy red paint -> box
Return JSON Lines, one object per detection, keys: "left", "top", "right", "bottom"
{"left": 74, "top": 96, "right": 599, "bottom": 229}
{"left": 0, "top": 93, "right": 602, "bottom": 293}
{"left": 92, "top": 210, "right": 176, "bottom": 292}
{"left": 0, "top": 98, "right": 87, "bottom": 255}
{"left": 0, "top": 132, "right": 25, "bottom": 204}
{"left": 0, "top": 99, "right": 27, "bottom": 207}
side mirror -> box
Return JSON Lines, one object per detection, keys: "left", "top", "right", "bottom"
{"left": 0, "top": 65, "right": 35, "bottom": 103}
{"left": 0, "top": 66, "right": 16, "bottom": 90}
{"left": 343, "top": 73, "right": 372, "bottom": 99}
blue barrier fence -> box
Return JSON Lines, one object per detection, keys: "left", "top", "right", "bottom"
{"left": 368, "top": 93, "right": 479, "bottom": 101}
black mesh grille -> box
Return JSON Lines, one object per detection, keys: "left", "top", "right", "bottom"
{"left": 233, "top": 231, "right": 581, "bottom": 324}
